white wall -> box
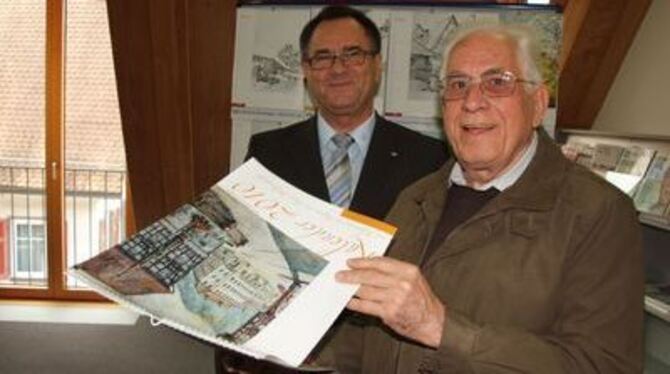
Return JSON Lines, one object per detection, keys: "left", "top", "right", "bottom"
{"left": 593, "top": 0, "right": 670, "bottom": 136}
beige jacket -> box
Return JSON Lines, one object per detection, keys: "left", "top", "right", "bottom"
{"left": 324, "top": 131, "right": 644, "bottom": 373}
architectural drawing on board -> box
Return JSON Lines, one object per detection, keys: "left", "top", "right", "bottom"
{"left": 385, "top": 9, "right": 499, "bottom": 119}
{"left": 233, "top": 8, "right": 310, "bottom": 110}
{"left": 410, "top": 10, "right": 499, "bottom": 102}
{"left": 392, "top": 116, "right": 444, "bottom": 141}
{"left": 362, "top": 7, "right": 390, "bottom": 114}
{"left": 410, "top": 13, "right": 466, "bottom": 100}
{"left": 230, "top": 109, "right": 310, "bottom": 170}
{"left": 501, "top": 11, "right": 562, "bottom": 106}
{"left": 385, "top": 8, "right": 561, "bottom": 120}
{"left": 251, "top": 43, "right": 301, "bottom": 94}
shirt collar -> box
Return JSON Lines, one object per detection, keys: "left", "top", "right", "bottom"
{"left": 317, "top": 112, "right": 376, "bottom": 152}
{"left": 449, "top": 131, "right": 538, "bottom": 191}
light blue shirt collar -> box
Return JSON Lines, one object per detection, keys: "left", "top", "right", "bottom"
{"left": 317, "top": 112, "right": 376, "bottom": 203}
{"left": 317, "top": 113, "right": 376, "bottom": 154}
{"left": 449, "top": 131, "right": 538, "bottom": 191}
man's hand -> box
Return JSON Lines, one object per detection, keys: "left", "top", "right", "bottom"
{"left": 335, "top": 257, "right": 445, "bottom": 348}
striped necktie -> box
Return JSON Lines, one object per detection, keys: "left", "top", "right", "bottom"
{"left": 325, "top": 134, "right": 354, "bottom": 207}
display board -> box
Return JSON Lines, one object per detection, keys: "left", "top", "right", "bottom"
{"left": 230, "top": 3, "right": 562, "bottom": 169}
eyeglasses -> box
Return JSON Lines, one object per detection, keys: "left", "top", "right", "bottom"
{"left": 441, "top": 70, "right": 538, "bottom": 101}
{"left": 304, "top": 47, "right": 377, "bottom": 70}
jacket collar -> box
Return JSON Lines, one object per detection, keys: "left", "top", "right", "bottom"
{"left": 489, "top": 129, "right": 568, "bottom": 212}
{"left": 413, "top": 129, "right": 568, "bottom": 226}
{"left": 413, "top": 130, "right": 570, "bottom": 265}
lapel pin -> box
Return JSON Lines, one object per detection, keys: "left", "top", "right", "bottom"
{"left": 390, "top": 151, "right": 399, "bottom": 157}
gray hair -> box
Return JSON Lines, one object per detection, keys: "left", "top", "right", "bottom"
{"left": 440, "top": 25, "right": 544, "bottom": 91}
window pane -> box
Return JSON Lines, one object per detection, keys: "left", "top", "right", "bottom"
{"left": 0, "top": 2, "right": 47, "bottom": 288}
{"left": 65, "top": 0, "right": 127, "bottom": 289}
{"left": 14, "top": 221, "right": 46, "bottom": 280}
{"left": 32, "top": 224, "right": 44, "bottom": 238}
{"left": 17, "top": 225, "right": 29, "bottom": 237}
{"left": 17, "top": 240, "right": 31, "bottom": 272}
{"left": 32, "top": 238, "right": 46, "bottom": 273}
{"left": 16, "top": 239, "right": 44, "bottom": 274}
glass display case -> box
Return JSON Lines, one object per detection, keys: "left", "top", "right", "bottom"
{"left": 560, "top": 129, "right": 670, "bottom": 373}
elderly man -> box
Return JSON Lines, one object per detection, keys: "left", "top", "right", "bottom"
{"left": 331, "top": 25, "right": 644, "bottom": 373}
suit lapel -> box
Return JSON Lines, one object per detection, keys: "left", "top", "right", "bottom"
{"left": 351, "top": 116, "right": 401, "bottom": 217}
{"left": 287, "top": 117, "right": 330, "bottom": 201}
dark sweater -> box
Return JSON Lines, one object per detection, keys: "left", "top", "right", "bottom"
{"left": 424, "top": 184, "right": 499, "bottom": 262}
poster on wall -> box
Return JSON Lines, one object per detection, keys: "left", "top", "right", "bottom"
{"left": 230, "top": 109, "right": 311, "bottom": 170}
{"left": 390, "top": 115, "right": 444, "bottom": 141}
{"left": 501, "top": 10, "right": 562, "bottom": 107}
{"left": 233, "top": 7, "right": 310, "bottom": 111}
{"left": 384, "top": 7, "right": 562, "bottom": 119}
{"left": 361, "top": 6, "right": 391, "bottom": 115}
{"left": 384, "top": 9, "right": 499, "bottom": 119}
{"left": 231, "top": 4, "right": 563, "bottom": 149}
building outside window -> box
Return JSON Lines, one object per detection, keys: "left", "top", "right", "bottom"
{"left": 0, "top": 0, "right": 128, "bottom": 299}
{"left": 13, "top": 219, "right": 46, "bottom": 281}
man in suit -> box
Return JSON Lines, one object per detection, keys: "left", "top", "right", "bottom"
{"left": 246, "top": 5, "right": 448, "bottom": 220}
{"left": 216, "top": 6, "right": 447, "bottom": 373}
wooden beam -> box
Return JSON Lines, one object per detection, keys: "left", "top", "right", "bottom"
{"left": 45, "top": 0, "right": 65, "bottom": 296}
{"left": 558, "top": 0, "right": 652, "bottom": 129}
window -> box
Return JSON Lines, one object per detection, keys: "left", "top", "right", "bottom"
{"left": 13, "top": 220, "right": 46, "bottom": 281}
{"left": 0, "top": 0, "right": 128, "bottom": 300}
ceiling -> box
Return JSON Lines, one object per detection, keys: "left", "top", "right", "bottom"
{"left": 557, "top": 0, "right": 652, "bottom": 129}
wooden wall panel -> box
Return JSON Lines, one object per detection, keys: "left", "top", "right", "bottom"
{"left": 108, "top": 0, "right": 166, "bottom": 229}
{"left": 107, "top": 0, "right": 234, "bottom": 229}
{"left": 188, "top": 0, "right": 235, "bottom": 194}
{"left": 146, "top": 1, "right": 195, "bottom": 215}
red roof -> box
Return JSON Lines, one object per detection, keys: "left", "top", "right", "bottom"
{"left": 0, "top": 0, "right": 125, "bottom": 191}
{"left": 0, "top": 1, "right": 125, "bottom": 174}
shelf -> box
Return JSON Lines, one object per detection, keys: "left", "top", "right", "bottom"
{"left": 639, "top": 213, "right": 670, "bottom": 231}
{"left": 560, "top": 129, "right": 670, "bottom": 143}
{"left": 560, "top": 130, "right": 670, "bottom": 232}
{"left": 552, "top": 129, "right": 670, "bottom": 363}
{"left": 645, "top": 296, "right": 670, "bottom": 323}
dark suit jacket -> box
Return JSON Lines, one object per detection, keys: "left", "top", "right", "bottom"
{"left": 215, "top": 115, "right": 447, "bottom": 372}
{"left": 246, "top": 114, "right": 449, "bottom": 220}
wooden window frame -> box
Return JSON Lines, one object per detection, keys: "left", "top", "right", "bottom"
{"left": 11, "top": 219, "right": 47, "bottom": 280}
{"left": 0, "top": 0, "right": 126, "bottom": 301}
